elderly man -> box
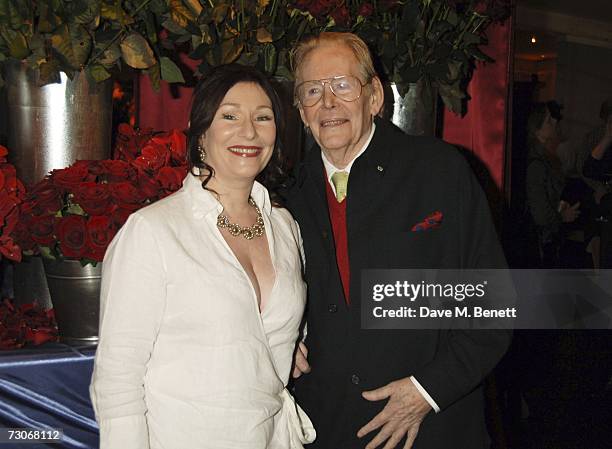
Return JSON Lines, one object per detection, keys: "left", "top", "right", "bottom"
{"left": 285, "top": 32, "right": 511, "bottom": 449}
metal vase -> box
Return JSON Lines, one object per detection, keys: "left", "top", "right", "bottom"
{"left": 43, "top": 259, "right": 102, "bottom": 345}
{"left": 383, "top": 79, "right": 439, "bottom": 137}
{"left": 4, "top": 61, "right": 112, "bottom": 308}
{"left": 4, "top": 60, "right": 113, "bottom": 189}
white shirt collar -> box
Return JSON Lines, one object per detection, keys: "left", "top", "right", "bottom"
{"left": 182, "top": 172, "right": 272, "bottom": 220}
{"left": 321, "top": 123, "right": 376, "bottom": 195}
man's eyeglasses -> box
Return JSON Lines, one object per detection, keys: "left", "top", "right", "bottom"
{"left": 295, "top": 75, "right": 370, "bottom": 107}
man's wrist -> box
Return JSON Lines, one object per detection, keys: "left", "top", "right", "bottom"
{"left": 409, "top": 376, "right": 440, "bottom": 413}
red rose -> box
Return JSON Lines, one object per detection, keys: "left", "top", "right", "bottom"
{"left": 331, "top": 5, "right": 351, "bottom": 27}
{"left": 110, "top": 207, "right": 133, "bottom": 229}
{"left": 156, "top": 166, "right": 187, "bottom": 195}
{"left": 0, "top": 164, "right": 25, "bottom": 200}
{"left": 73, "top": 182, "right": 110, "bottom": 216}
{"left": 51, "top": 163, "right": 91, "bottom": 191}
{"left": 29, "top": 215, "right": 56, "bottom": 246}
{"left": 302, "top": 0, "right": 337, "bottom": 17}
{"left": 111, "top": 181, "right": 145, "bottom": 210}
{"left": 56, "top": 215, "right": 87, "bottom": 259}
{"left": 358, "top": 2, "right": 374, "bottom": 17}
{"left": 0, "top": 145, "right": 8, "bottom": 163}
{"left": 29, "top": 179, "right": 63, "bottom": 215}
{"left": 114, "top": 123, "right": 138, "bottom": 161}
{"left": 132, "top": 141, "right": 170, "bottom": 174}
{"left": 473, "top": 0, "right": 487, "bottom": 14}
{"left": 84, "top": 216, "right": 117, "bottom": 262}
{"left": 0, "top": 236, "right": 21, "bottom": 262}
{"left": 101, "top": 160, "right": 133, "bottom": 182}
{"left": 0, "top": 190, "right": 18, "bottom": 223}
{"left": 12, "top": 214, "right": 36, "bottom": 253}
{"left": 70, "top": 160, "right": 105, "bottom": 177}
{"left": 152, "top": 130, "right": 188, "bottom": 165}
{"left": 136, "top": 171, "right": 161, "bottom": 201}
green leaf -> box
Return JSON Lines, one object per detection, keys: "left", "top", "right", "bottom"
{"left": 467, "top": 47, "right": 493, "bottom": 62}
{"left": 6, "top": 0, "right": 26, "bottom": 31}
{"left": 72, "top": 0, "right": 100, "bottom": 25}
{"left": 51, "top": 24, "right": 77, "bottom": 68}
{"left": 38, "top": 60, "right": 62, "bottom": 85}
{"left": 212, "top": 4, "right": 229, "bottom": 24}
{"left": 438, "top": 81, "right": 465, "bottom": 114}
{"left": 220, "top": 39, "right": 243, "bottom": 64}
{"left": 184, "top": 0, "right": 203, "bottom": 16}
{"left": 98, "top": 42, "right": 121, "bottom": 65}
{"left": 37, "top": 2, "right": 59, "bottom": 33}
{"left": 39, "top": 246, "right": 57, "bottom": 260}
{"left": 263, "top": 43, "right": 276, "bottom": 74}
{"left": 169, "top": 0, "right": 196, "bottom": 28}
{"left": 120, "top": 32, "right": 156, "bottom": 69}
{"left": 256, "top": 27, "right": 273, "bottom": 43}
{"left": 160, "top": 56, "right": 185, "bottom": 83}
{"left": 236, "top": 51, "right": 258, "bottom": 66}
{"left": 146, "top": 63, "right": 161, "bottom": 91}
{"left": 0, "top": 28, "right": 29, "bottom": 60}
{"left": 88, "top": 64, "right": 111, "bottom": 82}
{"left": 100, "top": 2, "right": 133, "bottom": 25}
{"left": 66, "top": 204, "right": 85, "bottom": 215}
{"left": 462, "top": 32, "right": 482, "bottom": 46}
{"left": 70, "top": 24, "right": 92, "bottom": 67}
{"left": 162, "top": 19, "right": 189, "bottom": 35}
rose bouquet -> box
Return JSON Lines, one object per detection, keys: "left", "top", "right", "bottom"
{"left": 14, "top": 125, "right": 189, "bottom": 265}
{"left": 0, "top": 145, "right": 26, "bottom": 262}
{"left": 156, "top": 0, "right": 510, "bottom": 113}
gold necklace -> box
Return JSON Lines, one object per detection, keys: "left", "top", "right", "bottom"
{"left": 217, "top": 198, "right": 265, "bottom": 240}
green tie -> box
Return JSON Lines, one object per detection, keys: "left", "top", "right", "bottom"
{"left": 331, "top": 171, "right": 349, "bottom": 203}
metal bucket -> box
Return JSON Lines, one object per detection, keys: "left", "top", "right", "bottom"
{"left": 43, "top": 259, "right": 102, "bottom": 345}
{"left": 3, "top": 61, "right": 112, "bottom": 307}
{"left": 4, "top": 60, "right": 112, "bottom": 189}
{"left": 382, "top": 80, "right": 439, "bottom": 137}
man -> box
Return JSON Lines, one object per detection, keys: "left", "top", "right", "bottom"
{"left": 285, "top": 32, "right": 511, "bottom": 449}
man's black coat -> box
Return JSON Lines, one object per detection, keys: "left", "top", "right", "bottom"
{"left": 285, "top": 119, "right": 511, "bottom": 449}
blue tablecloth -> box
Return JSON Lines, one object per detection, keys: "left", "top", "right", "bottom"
{"left": 0, "top": 344, "right": 99, "bottom": 448}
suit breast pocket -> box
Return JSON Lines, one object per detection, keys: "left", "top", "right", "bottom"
{"left": 371, "top": 230, "right": 447, "bottom": 268}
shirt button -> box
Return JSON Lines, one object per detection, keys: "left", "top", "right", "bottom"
{"left": 351, "top": 374, "right": 360, "bottom": 385}
{"left": 328, "top": 304, "right": 338, "bottom": 313}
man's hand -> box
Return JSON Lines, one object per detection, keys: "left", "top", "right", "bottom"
{"left": 357, "top": 377, "right": 432, "bottom": 449}
{"left": 292, "top": 342, "right": 311, "bottom": 378}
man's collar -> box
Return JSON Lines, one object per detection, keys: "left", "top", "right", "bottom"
{"left": 321, "top": 122, "right": 376, "bottom": 179}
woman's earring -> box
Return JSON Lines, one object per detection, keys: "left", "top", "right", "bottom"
{"left": 198, "top": 145, "right": 206, "bottom": 162}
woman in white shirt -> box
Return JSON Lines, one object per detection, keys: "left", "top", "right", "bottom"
{"left": 90, "top": 64, "right": 315, "bottom": 449}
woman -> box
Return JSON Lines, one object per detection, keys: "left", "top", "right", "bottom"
{"left": 90, "top": 64, "right": 315, "bottom": 449}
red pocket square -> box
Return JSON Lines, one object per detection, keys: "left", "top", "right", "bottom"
{"left": 411, "top": 211, "right": 443, "bottom": 232}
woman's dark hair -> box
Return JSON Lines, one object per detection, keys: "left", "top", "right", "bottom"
{"left": 187, "top": 64, "right": 287, "bottom": 204}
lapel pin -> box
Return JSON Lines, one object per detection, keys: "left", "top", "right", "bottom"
{"left": 377, "top": 165, "right": 384, "bottom": 172}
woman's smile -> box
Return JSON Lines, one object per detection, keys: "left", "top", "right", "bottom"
{"left": 227, "top": 145, "right": 264, "bottom": 157}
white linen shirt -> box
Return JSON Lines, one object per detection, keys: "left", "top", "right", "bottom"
{"left": 90, "top": 174, "right": 315, "bottom": 449}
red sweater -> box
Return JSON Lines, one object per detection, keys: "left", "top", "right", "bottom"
{"left": 325, "top": 179, "right": 350, "bottom": 304}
